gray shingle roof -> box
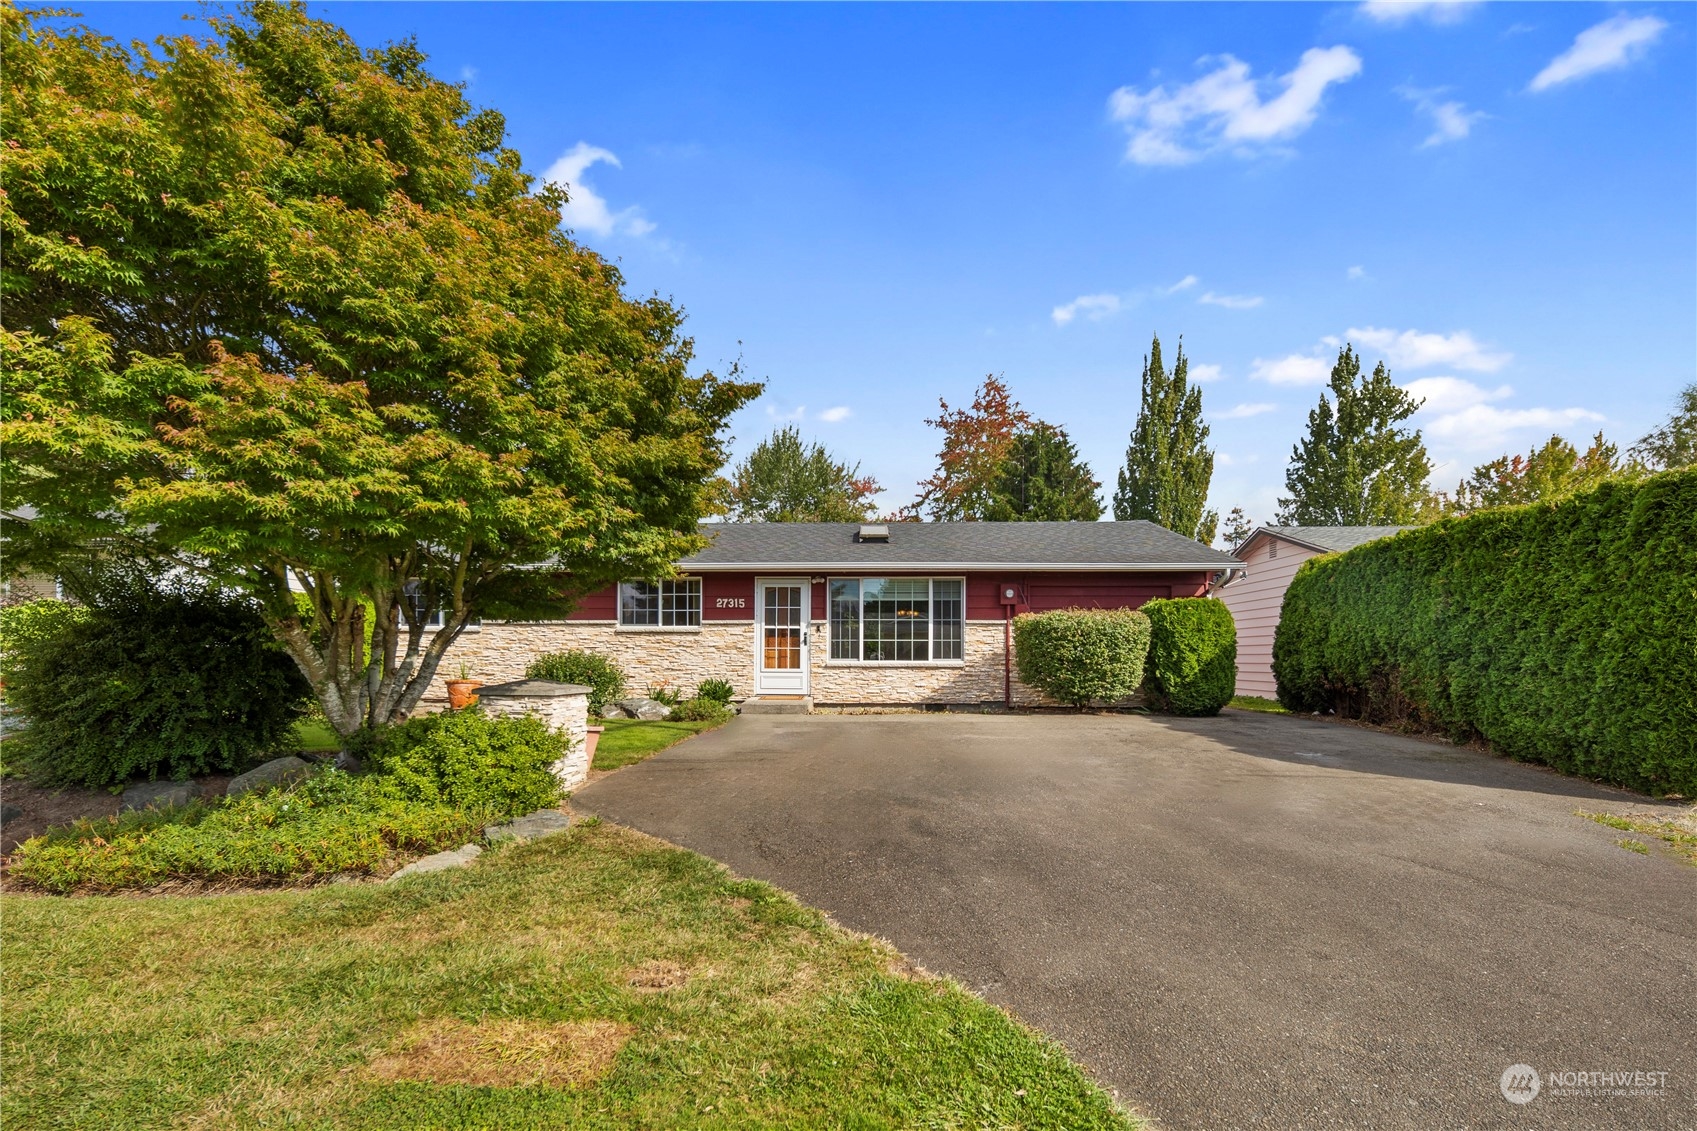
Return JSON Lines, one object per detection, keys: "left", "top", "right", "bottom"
{"left": 1254, "top": 526, "right": 1413, "bottom": 554}
{"left": 679, "top": 521, "right": 1239, "bottom": 571}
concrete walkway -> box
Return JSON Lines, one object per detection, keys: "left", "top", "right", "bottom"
{"left": 576, "top": 711, "right": 1695, "bottom": 1130}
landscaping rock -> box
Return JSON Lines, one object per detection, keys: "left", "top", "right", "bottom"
{"left": 0, "top": 804, "right": 22, "bottom": 828}
{"left": 613, "top": 696, "right": 670, "bottom": 721}
{"left": 121, "top": 780, "right": 200, "bottom": 812}
{"left": 388, "top": 843, "right": 482, "bottom": 882}
{"left": 226, "top": 756, "right": 311, "bottom": 798}
{"left": 485, "top": 809, "right": 572, "bottom": 844}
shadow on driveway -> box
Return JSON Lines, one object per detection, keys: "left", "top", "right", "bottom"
{"left": 577, "top": 711, "right": 1695, "bottom": 1131}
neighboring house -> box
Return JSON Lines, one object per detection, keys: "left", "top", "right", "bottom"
{"left": 435, "top": 521, "right": 1241, "bottom": 709}
{"left": 1214, "top": 526, "right": 1411, "bottom": 700}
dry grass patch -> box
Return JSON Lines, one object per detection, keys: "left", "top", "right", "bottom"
{"left": 1579, "top": 806, "right": 1697, "bottom": 865}
{"left": 369, "top": 1018, "right": 632, "bottom": 1089}
{"left": 625, "top": 959, "right": 689, "bottom": 992}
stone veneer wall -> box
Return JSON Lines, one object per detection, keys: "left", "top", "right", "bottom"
{"left": 476, "top": 684, "right": 590, "bottom": 790}
{"left": 423, "top": 618, "right": 1054, "bottom": 707}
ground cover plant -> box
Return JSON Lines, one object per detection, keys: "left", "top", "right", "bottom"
{"left": 1014, "top": 607, "right": 1152, "bottom": 707}
{"left": 7, "top": 771, "right": 475, "bottom": 893}
{"left": 1273, "top": 470, "right": 1697, "bottom": 795}
{"left": 357, "top": 709, "right": 565, "bottom": 816}
{"left": 0, "top": 823, "right": 1139, "bottom": 1130}
{"left": 1228, "top": 695, "right": 1290, "bottom": 714}
{"left": 593, "top": 718, "right": 726, "bottom": 772}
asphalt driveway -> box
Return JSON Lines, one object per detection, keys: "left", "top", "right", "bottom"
{"left": 575, "top": 711, "right": 1695, "bottom": 1131}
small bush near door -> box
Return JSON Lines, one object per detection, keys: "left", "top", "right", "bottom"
{"left": 697, "top": 678, "right": 735, "bottom": 705}
{"left": 525, "top": 650, "right": 626, "bottom": 717}
{"left": 1013, "top": 608, "right": 1152, "bottom": 707}
{"left": 1141, "top": 598, "right": 1237, "bottom": 717}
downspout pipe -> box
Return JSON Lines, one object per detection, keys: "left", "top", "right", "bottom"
{"left": 1004, "top": 604, "right": 1013, "bottom": 709}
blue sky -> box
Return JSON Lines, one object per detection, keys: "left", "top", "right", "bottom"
{"left": 89, "top": 1, "right": 1695, "bottom": 532}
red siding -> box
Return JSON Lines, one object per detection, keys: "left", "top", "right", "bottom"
{"left": 569, "top": 569, "right": 1211, "bottom": 622}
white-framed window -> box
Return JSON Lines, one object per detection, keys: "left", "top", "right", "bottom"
{"left": 828, "top": 577, "right": 964, "bottom": 663}
{"left": 402, "top": 581, "right": 480, "bottom": 631}
{"left": 619, "top": 578, "right": 702, "bottom": 628}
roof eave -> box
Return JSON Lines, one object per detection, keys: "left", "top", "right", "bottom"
{"left": 676, "top": 560, "right": 1241, "bottom": 572}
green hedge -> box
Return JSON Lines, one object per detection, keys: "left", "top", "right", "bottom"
{"left": 1142, "top": 598, "right": 1237, "bottom": 717}
{"left": 524, "top": 649, "right": 626, "bottom": 717}
{"left": 2, "top": 571, "right": 311, "bottom": 787}
{"left": 1273, "top": 470, "right": 1697, "bottom": 795}
{"left": 1013, "top": 608, "right": 1152, "bottom": 707}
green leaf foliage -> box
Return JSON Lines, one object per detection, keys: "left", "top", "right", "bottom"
{"left": 985, "top": 424, "right": 1104, "bottom": 522}
{"left": 1114, "top": 335, "right": 1217, "bottom": 544}
{"left": 726, "top": 425, "right": 880, "bottom": 522}
{"left": 696, "top": 678, "right": 735, "bottom": 705}
{"left": 1273, "top": 470, "right": 1697, "bottom": 795}
{"left": 1013, "top": 608, "right": 1152, "bottom": 708}
{"left": 667, "top": 696, "right": 734, "bottom": 723}
{"left": 356, "top": 708, "right": 566, "bottom": 818}
{"left": 3, "top": 569, "right": 311, "bottom": 787}
{"left": 0, "top": 599, "right": 89, "bottom": 684}
{"left": 524, "top": 649, "right": 627, "bottom": 717}
{"left": 1278, "top": 345, "right": 1433, "bottom": 525}
{"left": 1630, "top": 382, "right": 1697, "bottom": 471}
{"left": 0, "top": 3, "right": 760, "bottom": 736}
{"left": 7, "top": 770, "right": 475, "bottom": 893}
{"left": 1452, "top": 431, "right": 1635, "bottom": 514}
{"left": 1141, "top": 598, "right": 1237, "bottom": 717}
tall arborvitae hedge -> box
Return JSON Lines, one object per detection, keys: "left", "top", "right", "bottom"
{"left": 1273, "top": 470, "right": 1697, "bottom": 795}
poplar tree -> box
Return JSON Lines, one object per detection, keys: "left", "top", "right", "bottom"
{"left": 1277, "top": 346, "right": 1432, "bottom": 525}
{"left": 1113, "top": 335, "right": 1217, "bottom": 544}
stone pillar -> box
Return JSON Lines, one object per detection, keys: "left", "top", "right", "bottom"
{"left": 472, "top": 679, "right": 591, "bottom": 790}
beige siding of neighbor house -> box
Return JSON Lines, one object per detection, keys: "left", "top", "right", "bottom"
{"left": 1217, "top": 535, "right": 1320, "bottom": 699}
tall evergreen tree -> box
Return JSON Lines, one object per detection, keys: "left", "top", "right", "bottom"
{"left": 1221, "top": 506, "right": 1255, "bottom": 548}
{"left": 1113, "top": 335, "right": 1217, "bottom": 544}
{"left": 984, "top": 424, "right": 1103, "bottom": 521}
{"left": 1277, "top": 346, "right": 1432, "bottom": 525}
{"left": 725, "top": 425, "right": 880, "bottom": 522}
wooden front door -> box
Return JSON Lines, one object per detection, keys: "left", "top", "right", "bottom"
{"left": 754, "top": 579, "right": 810, "bottom": 696}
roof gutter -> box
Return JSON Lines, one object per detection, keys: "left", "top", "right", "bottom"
{"left": 675, "top": 561, "right": 1243, "bottom": 572}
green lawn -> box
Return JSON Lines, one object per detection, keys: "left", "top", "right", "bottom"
{"left": 1227, "top": 695, "right": 1290, "bottom": 715}
{"left": 291, "top": 718, "right": 342, "bottom": 752}
{"left": 1, "top": 822, "right": 1137, "bottom": 1130}
{"left": 593, "top": 717, "right": 724, "bottom": 771}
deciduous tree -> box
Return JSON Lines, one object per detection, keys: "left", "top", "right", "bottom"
{"left": 915, "top": 375, "right": 1031, "bottom": 521}
{"left": 1451, "top": 432, "right": 1630, "bottom": 513}
{"left": 1277, "top": 346, "right": 1431, "bottom": 525}
{"left": 0, "top": 4, "right": 759, "bottom": 738}
{"left": 1630, "top": 383, "right": 1697, "bottom": 471}
{"left": 1113, "top": 335, "right": 1217, "bottom": 544}
{"left": 726, "top": 426, "right": 880, "bottom": 522}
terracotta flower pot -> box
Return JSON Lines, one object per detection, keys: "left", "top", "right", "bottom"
{"left": 585, "top": 725, "right": 605, "bottom": 762}
{"left": 445, "top": 679, "right": 482, "bottom": 710}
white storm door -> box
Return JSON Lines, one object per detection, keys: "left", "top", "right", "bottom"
{"left": 754, "top": 579, "right": 810, "bottom": 695}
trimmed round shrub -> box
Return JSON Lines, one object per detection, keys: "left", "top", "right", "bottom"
{"left": 696, "top": 678, "right": 734, "bottom": 705}
{"left": 524, "top": 650, "right": 626, "bottom": 717}
{"left": 4, "top": 571, "right": 311, "bottom": 787}
{"left": 360, "top": 707, "right": 566, "bottom": 817}
{"left": 667, "top": 696, "right": 732, "bottom": 723}
{"left": 1141, "top": 598, "right": 1237, "bottom": 717}
{"left": 1013, "top": 607, "right": 1152, "bottom": 707}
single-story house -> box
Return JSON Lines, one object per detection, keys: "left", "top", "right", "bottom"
{"left": 1214, "top": 525, "right": 1411, "bottom": 700}
{"left": 435, "top": 521, "right": 1241, "bottom": 710}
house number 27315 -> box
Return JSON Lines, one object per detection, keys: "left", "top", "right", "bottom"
{"left": 715, "top": 597, "right": 747, "bottom": 609}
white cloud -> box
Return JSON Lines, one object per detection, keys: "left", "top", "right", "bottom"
{"left": 460, "top": 65, "right": 479, "bottom": 83}
{"left": 1398, "top": 87, "right": 1486, "bottom": 147}
{"left": 817, "top": 406, "right": 852, "bottom": 423}
{"left": 1189, "top": 363, "right": 1225, "bottom": 383}
{"left": 764, "top": 403, "right": 806, "bottom": 422}
{"left": 1422, "top": 404, "right": 1604, "bottom": 450}
{"left": 1251, "top": 353, "right": 1333, "bottom": 386}
{"left": 1359, "top": 1, "right": 1477, "bottom": 25}
{"left": 1221, "top": 402, "right": 1278, "bottom": 419}
{"left": 1530, "top": 14, "right": 1667, "bottom": 92}
{"left": 1400, "top": 376, "right": 1512, "bottom": 413}
{"left": 1347, "top": 265, "right": 1368, "bottom": 280}
{"left": 1343, "top": 326, "right": 1510, "bottom": 372}
{"left": 1052, "top": 293, "right": 1123, "bottom": 326}
{"left": 543, "top": 142, "right": 656, "bottom": 239}
{"left": 1167, "top": 274, "right": 1200, "bottom": 293}
{"left": 1199, "top": 291, "right": 1264, "bottom": 310}
{"left": 1108, "top": 46, "right": 1363, "bottom": 165}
